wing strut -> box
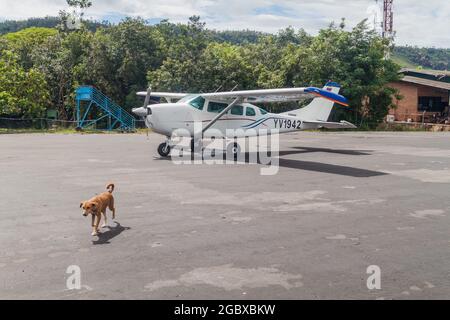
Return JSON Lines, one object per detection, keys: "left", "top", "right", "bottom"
{"left": 201, "top": 97, "right": 242, "bottom": 135}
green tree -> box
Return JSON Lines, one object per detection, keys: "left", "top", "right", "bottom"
{"left": 2, "top": 27, "right": 57, "bottom": 68}
{"left": 0, "top": 50, "right": 49, "bottom": 117}
{"left": 83, "top": 18, "right": 164, "bottom": 110}
{"left": 279, "top": 20, "right": 401, "bottom": 127}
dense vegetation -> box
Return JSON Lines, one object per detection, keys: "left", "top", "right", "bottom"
{"left": 393, "top": 46, "right": 450, "bottom": 70}
{"left": 0, "top": 1, "right": 411, "bottom": 128}
{"left": 0, "top": 16, "right": 107, "bottom": 35}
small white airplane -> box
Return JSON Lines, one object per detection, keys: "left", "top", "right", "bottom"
{"left": 132, "top": 82, "right": 356, "bottom": 157}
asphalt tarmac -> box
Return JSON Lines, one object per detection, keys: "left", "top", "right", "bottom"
{"left": 1, "top": 131, "right": 449, "bottom": 299}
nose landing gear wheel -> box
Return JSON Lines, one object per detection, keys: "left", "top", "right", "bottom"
{"left": 227, "top": 142, "right": 241, "bottom": 161}
{"left": 158, "top": 142, "right": 171, "bottom": 157}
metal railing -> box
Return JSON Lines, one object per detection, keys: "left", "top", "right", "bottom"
{"left": 76, "top": 86, "right": 136, "bottom": 131}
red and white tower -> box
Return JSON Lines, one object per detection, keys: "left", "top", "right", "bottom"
{"left": 382, "top": 0, "right": 394, "bottom": 39}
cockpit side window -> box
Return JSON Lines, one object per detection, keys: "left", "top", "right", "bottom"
{"left": 246, "top": 107, "right": 256, "bottom": 116}
{"left": 230, "top": 105, "right": 244, "bottom": 116}
{"left": 207, "top": 101, "right": 228, "bottom": 113}
{"left": 259, "top": 107, "right": 268, "bottom": 115}
{"left": 189, "top": 96, "right": 205, "bottom": 110}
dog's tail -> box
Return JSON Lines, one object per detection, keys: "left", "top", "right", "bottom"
{"left": 106, "top": 183, "right": 115, "bottom": 193}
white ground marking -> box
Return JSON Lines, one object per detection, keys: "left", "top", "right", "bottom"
{"left": 48, "top": 251, "right": 71, "bottom": 258}
{"left": 386, "top": 169, "right": 450, "bottom": 183}
{"left": 274, "top": 198, "right": 384, "bottom": 213}
{"left": 111, "top": 168, "right": 139, "bottom": 173}
{"left": 182, "top": 190, "right": 328, "bottom": 206}
{"left": 396, "top": 226, "right": 415, "bottom": 231}
{"left": 150, "top": 242, "right": 163, "bottom": 248}
{"left": 377, "top": 146, "right": 450, "bottom": 158}
{"left": 86, "top": 159, "right": 115, "bottom": 163}
{"left": 12, "top": 258, "right": 28, "bottom": 263}
{"left": 409, "top": 209, "right": 446, "bottom": 219}
{"left": 325, "top": 234, "right": 347, "bottom": 240}
{"left": 229, "top": 217, "right": 252, "bottom": 223}
{"left": 144, "top": 264, "right": 303, "bottom": 292}
{"left": 276, "top": 202, "right": 348, "bottom": 213}
{"left": 129, "top": 177, "right": 328, "bottom": 208}
{"left": 410, "top": 286, "right": 422, "bottom": 291}
{"left": 126, "top": 179, "right": 385, "bottom": 215}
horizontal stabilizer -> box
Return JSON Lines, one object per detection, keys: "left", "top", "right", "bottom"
{"left": 303, "top": 120, "right": 357, "bottom": 129}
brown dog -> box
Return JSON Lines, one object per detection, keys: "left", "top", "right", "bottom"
{"left": 80, "top": 183, "right": 116, "bottom": 236}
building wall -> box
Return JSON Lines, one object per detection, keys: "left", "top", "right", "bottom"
{"left": 388, "top": 81, "right": 418, "bottom": 121}
{"left": 388, "top": 81, "right": 449, "bottom": 122}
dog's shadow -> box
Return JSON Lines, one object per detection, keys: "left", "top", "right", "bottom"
{"left": 92, "top": 221, "right": 131, "bottom": 245}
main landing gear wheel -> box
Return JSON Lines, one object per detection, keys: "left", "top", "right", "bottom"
{"left": 190, "top": 138, "right": 204, "bottom": 154}
{"left": 227, "top": 142, "right": 241, "bottom": 160}
{"left": 158, "top": 142, "right": 171, "bottom": 157}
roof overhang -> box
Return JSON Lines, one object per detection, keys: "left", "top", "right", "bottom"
{"left": 399, "top": 75, "right": 450, "bottom": 91}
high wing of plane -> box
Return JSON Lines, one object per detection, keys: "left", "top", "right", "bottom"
{"left": 200, "top": 87, "right": 349, "bottom": 106}
{"left": 133, "top": 82, "right": 356, "bottom": 157}
{"left": 137, "top": 90, "right": 188, "bottom": 103}
{"left": 137, "top": 85, "right": 348, "bottom": 105}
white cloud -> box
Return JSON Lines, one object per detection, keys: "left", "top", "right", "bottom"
{"left": 0, "top": 0, "right": 448, "bottom": 47}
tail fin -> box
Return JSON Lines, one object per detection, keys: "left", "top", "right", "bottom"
{"left": 284, "top": 82, "right": 342, "bottom": 121}
{"left": 106, "top": 183, "right": 115, "bottom": 193}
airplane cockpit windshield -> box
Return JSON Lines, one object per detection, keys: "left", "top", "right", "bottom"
{"left": 187, "top": 96, "right": 205, "bottom": 110}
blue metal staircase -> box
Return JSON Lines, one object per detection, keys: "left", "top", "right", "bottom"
{"left": 76, "top": 86, "right": 136, "bottom": 131}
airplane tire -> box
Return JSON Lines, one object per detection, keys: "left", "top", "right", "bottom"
{"left": 227, "top": 142, "right": 241, "bottom": 160}
{"left": 158, "top": 142, "right": 171, "bottom": 157}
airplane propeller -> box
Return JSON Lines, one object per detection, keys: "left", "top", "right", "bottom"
{"left": 143, "top": 86, "right": 152, "bottom": 116}
{"left": 132, "top": 87, "right": 153, "bottom": 118}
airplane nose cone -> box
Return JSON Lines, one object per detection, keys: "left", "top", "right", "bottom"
{"left": 131, "top": 107, "right": 147, "bottom": 117}
{"left": 132, "top": 107, "right": 150, "bottom": 118}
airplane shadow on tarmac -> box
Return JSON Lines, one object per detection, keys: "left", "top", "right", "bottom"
{"left": 157, "top": 146, "right": 387, "bottom": 178}
{"left": 92, "top": 222, "right": 131, "bottom": 245}
{"left": 275, "top": 147, "right": 386, "bottom": 178}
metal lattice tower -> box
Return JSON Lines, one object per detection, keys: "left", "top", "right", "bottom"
{"left": 382, "top": 0, "right": 394, "bottom": 39}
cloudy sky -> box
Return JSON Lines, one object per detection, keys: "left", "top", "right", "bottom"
{"left": 0, "top": 0, "right": 448, "bottom": 47}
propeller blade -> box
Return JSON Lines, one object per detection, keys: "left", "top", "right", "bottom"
{"left": 143, "top": 86, "right": 152, "bottom": 108}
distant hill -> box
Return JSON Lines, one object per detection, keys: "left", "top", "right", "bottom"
{"left": 0, "top": 17, "right": 60, "bottom": 34}
{"left": 0, "top": 16, "right": 107, "bottom": 35}
{"left": 208, "top": 29, "right": 266, "bottom": 45}
{"left": 393, "top": 46, "right": 450, "bottom": 71}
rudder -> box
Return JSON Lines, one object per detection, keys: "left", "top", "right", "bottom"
{"left": 284, "top": 82, "right": 341, "bottom": 121}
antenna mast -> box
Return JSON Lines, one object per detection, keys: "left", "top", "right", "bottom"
{"left": 382, "top": 0, "right": 394, "bottom": 39}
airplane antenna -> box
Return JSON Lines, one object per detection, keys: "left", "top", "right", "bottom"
{"left": 230, "top": 84, "right": 239, "bottom": 92}
{"left": 214, "top": 85, "right": 223, "bottom": 93}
